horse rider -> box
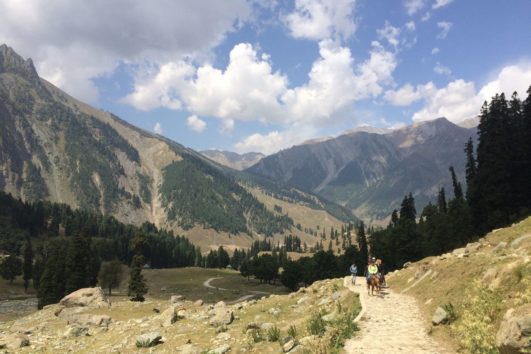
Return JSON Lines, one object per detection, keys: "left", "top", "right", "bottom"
{"left": 349, "top": 262, "right": 358, "bottom": 284}
{"left": 376, "top": 259, "right": 387, "bottom": 287}
{"left": 365, "top": 257, "right": 378, "bottom": 285}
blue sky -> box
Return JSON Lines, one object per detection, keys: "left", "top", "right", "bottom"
{"left": 1, "top": 0, "right": 530, "bottom": 154}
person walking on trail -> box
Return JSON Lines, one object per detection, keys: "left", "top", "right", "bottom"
{"left": 349, "top": 263, "right": 358, "bottom": 284}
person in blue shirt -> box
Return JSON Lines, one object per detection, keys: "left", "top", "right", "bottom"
{"left": 349, "top": 262, "right": 358, "bottom": 284}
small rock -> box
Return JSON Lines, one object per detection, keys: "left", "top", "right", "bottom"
{"left": 296, "top": 296, "right": 309, "bottom": 305}
{"left": 496, "top": 304, "right": 531, "bottom": 354}
{"left": 268, "top": 307, "right": 281, "bottom": 316}
{"left": 282, "top": 339, "right": 298, "bottom": 352}
{"left": 208, "top": 344, "right": 231, "bottom": 354}
{"left": 493, "top": 241, "right": 508, "bottom": 252}
{"left": 195, "top": 299, "right": 204, "bottom": 306}
{"left": 171, "top": 295, "right": 184, "bottom": 303}
{"left": 215, "top": 325, "right": 228, "bottom": 333}
{"left": 214, "top": 301, "right": 226, "bottom": 308}
{"left": 66, "top": 314, "right": 112, "bottom": 327}
{"left": 136, "top": 332, "right": 162, "bottom": 348}
{"left": 160, "top": 287, "right": 167, "bottom": 292}
{"left": 403, "top": 261, "right": 412, "bottom": 268}
{"left": 63, "top": 326, "right": 89, "bottom": 338}
{"left": 216, "top": 332, "right": 231, "bottom": 341}
{"left": 260, "top": 322, "right": 274, "bottom": 331}
{"left": 246, "top": 322, "right": 261, "bottom": 330}
{"left": 158, "top": 305, "right": 179, "bottom": 327}
{"left": 432, "top": 306, "right": 449, "bottom": 325}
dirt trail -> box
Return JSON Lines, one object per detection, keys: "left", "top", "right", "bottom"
{"left": 344, "top": 276, "right": 448, "bottom": 354}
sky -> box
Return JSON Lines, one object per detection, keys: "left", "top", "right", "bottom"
{"left": 1, "top": 0, "right": 531, "bottom": 154}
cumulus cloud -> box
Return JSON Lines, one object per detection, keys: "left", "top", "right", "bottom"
{"left": 434, "top": 62, "right": 452, "bottom": 76}
{"left": 377, "top": 22, "right": 401, "bottom": 49}
{"left": 153, "top": 122, "right": 163, "bottom": 134}
{"left": 187, "top": 115, "right": 207, "bottom": 133}
{"left": 431, "top": 47, "right": 440, "bottom": 55}
{"left": 421, "top": 12, "right": 431, "bottom": 22}
{"left": 405, "top": 21, "right": 416, "bottom": 31}
{"left": 437, "top": 21, "right": 453, "bottom": 39}
{"left": 284, "top": 0, "right": 357, "bottom": 41}
{"left": 404, "top": 0, "right": 425, "bottom": 15}
{"left": 411, "top": 63, "right": 531, "bottom": 123}
{"left": 0, "top": 0, "right": 250, "bottom": 102}
{"left": 433, "top": 0, "right": 454, "bottom": 9}
{"left": 125, "top": 41, "right": 397, "bottom": 130}
{"left": 384, "top": 82, "right": 435, "bottom": 106}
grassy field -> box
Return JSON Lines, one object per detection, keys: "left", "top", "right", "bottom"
{"left": 0, "top": 267, "right": 290, "bottom": 323}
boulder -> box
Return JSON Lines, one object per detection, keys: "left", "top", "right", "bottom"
{"left": 282, "top": 337, "right": 298, "bottom": 352}
{"left": 496, "top": 305, "right": 531, "bottom": 354}
{"left": 67, "top": 314, "right": 111, "bottom": 327}
{"left": 214, "top": 301, "right": 226, "bottom": 308}
{"left": 1, "top": 334, "right": 30, "bottom": 349}
{"left": 194, "top": 299, "right": 204, "bottom": 306}
{"left": 493, "top": 242, "right": 508, "bottom": 252}
{"left": 208, "top": 344, "right": 231, "bottom": 354}
{"left": 136, "top": 332, "right": 162, "bottom": 348}
{"left": 432, "top": 306, "right": 449, "bottom": 325}
{"left": 158, "top": 305, "right": 179, "bottom": 327}
{"left": 209, "top": 308, "right": 234, "bottom": 326}
{"left": 59, "top": 287, "right": 109, "bottom": 308}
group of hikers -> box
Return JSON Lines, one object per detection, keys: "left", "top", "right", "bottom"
{"left": 349, "top": 257, "right": 387, "bottom": 293}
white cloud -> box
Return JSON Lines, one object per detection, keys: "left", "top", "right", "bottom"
{"left": 0, "top": 0, "right": 250, "bottom": 102}
{"left": 421, "top": 12, "right": 431, "bottom": 22}
{"left": 235, "top": 131, "right": 284, "bottom": 154}
{"left": 411, "top": 63, "right": 531, "bottom": 123}
{"left": 187, "top": 115, "right": 207, "bottom": 133}
{"left": 478, "top": 64, "right": 531, "bottom": 101}
{"left": 125, "top": 41, "right": 396, "bottom": 129}
{"left": 220, "top": 119, "right": 235, "bottom": 134}
{"left": 384, "top": 82, "right": 435, "bottom": 106}
{"left": 434, "top": 62, "right": 452, "bottom": 76}
{"left": 153, "top": 122, "right": 163, "bottom": 134}
{"left": 405, "top": 21, "right": 416, "bottom": 31}
{"left": 437, "top": 21, "right": 453, "bottom": 39}
{"left": 377, "top": 22, "right": 401, "bottom": 49}
{"left": 433, "top": 0, "right": 454, "bottom": 9}
{"left": 404, "top": 0, "right": 425, "bottom": 15}
{"left": 284, "top": 0, "right": 357, "bottom": 41}
{"left": 431, "top": 47, "right": 440, "bottom": 55}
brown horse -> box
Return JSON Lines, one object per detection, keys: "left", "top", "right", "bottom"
{"left": 367, "top": 274, "right": 381, "bottom": 296}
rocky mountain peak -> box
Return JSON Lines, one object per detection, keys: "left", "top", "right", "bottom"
{"left": 0, "top": 44, "right": 39, "bottom": 80}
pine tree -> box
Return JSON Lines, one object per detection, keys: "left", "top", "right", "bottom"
{"left": 356, "top": 221, "right": 369, "bottom": 266}
{"left": 37, "top": 242, "right": 66, "bottom": 308}
{"left": 64, "top": 234, "right": 91, "bottom": 294}
{"left": 449, "top": 167, "right": 464, "bottom": 200}
{"left": 23, "top": 238, "right": 33, "bottom": 292}
{"left": 437, "top": 188, "right": 447, "bottom": 213}
{"left": 523, "top": 86, "right": 531, "bottom": 207}
{"left": 98, "top": 260, "right": 123, "bottom": 296}
{"left": 0, "top": 255, "right": 23, "bottom": 283}
{"left": 128, "top": 254, "right": 147, "bottom": 302}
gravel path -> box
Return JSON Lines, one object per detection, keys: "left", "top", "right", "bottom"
{"left": 344, "top": 276, "right": 448, "bottom": 354}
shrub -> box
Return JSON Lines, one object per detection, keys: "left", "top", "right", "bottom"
{"left": 442, "top": 303, "right": 457, "bottom": 324}
{"left": 266, "top": 326, "right": 280, "bottom": 342}
{"left": 307, "top": 311, "right": 326, "bottom": 336}
{"left": 329, "top": 310, "right": 359, "bottom": 349}
{"left": 249, "top": 329, "right": 263, "bottom": 343}
{"left": 453, "top": 281, "right": 502, "bottom": 354}
{"left": 288, "top": 325, "right": 297, "bottom": 338}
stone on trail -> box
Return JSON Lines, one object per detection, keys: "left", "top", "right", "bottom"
{"left": 136, "top": 331, "right": 162, "bottom": 348}
{"left": 432, "top": 306, "right": 449, "bottom": 325}
{"left": 59, "top": 287, "right": 110, "bottom": 308}
{"left": 496, "top": 304, "right": 531, "bottom": 354}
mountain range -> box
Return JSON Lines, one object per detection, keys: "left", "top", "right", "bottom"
{"left": 200, "top": 150, "right": 264, "bottom": 171}
{"left": 0, "top": 44, "right": 353, "bottom": 251}
{"left": 247, "top": 117, "right": 477, "bottom": 222}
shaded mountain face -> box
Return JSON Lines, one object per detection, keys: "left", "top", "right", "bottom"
{"left": 200, "top": 150, "right": 265, "bottom": 170}
{"left": 1, "top": 44, "right": 354, "bottom": 246}
{"left": 247, "top": 118, "right": 477, "bottom": 221}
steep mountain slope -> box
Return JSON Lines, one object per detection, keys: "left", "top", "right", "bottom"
{"left": 0, "top": 44, "right": 353, "bottom": 250}
{"left": 200, "top": 150, "right": 264, "bottom": 170}
{"left": 247, "top": 118, "right": 476, "bottom": 221}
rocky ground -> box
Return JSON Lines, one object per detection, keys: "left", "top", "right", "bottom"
{"left": 0, "top": 278, "right": 361, "bottom": 353}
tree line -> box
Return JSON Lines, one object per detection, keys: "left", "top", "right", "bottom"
{"left": 369, "top": 87, "right": 531, "bottom": 270}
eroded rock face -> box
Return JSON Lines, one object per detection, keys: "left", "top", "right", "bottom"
{"left": 496, "top": 305, "right": 531, "bottom": 354}
{"left": 59, "top": 287, "right": 110, "bottom": 308}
